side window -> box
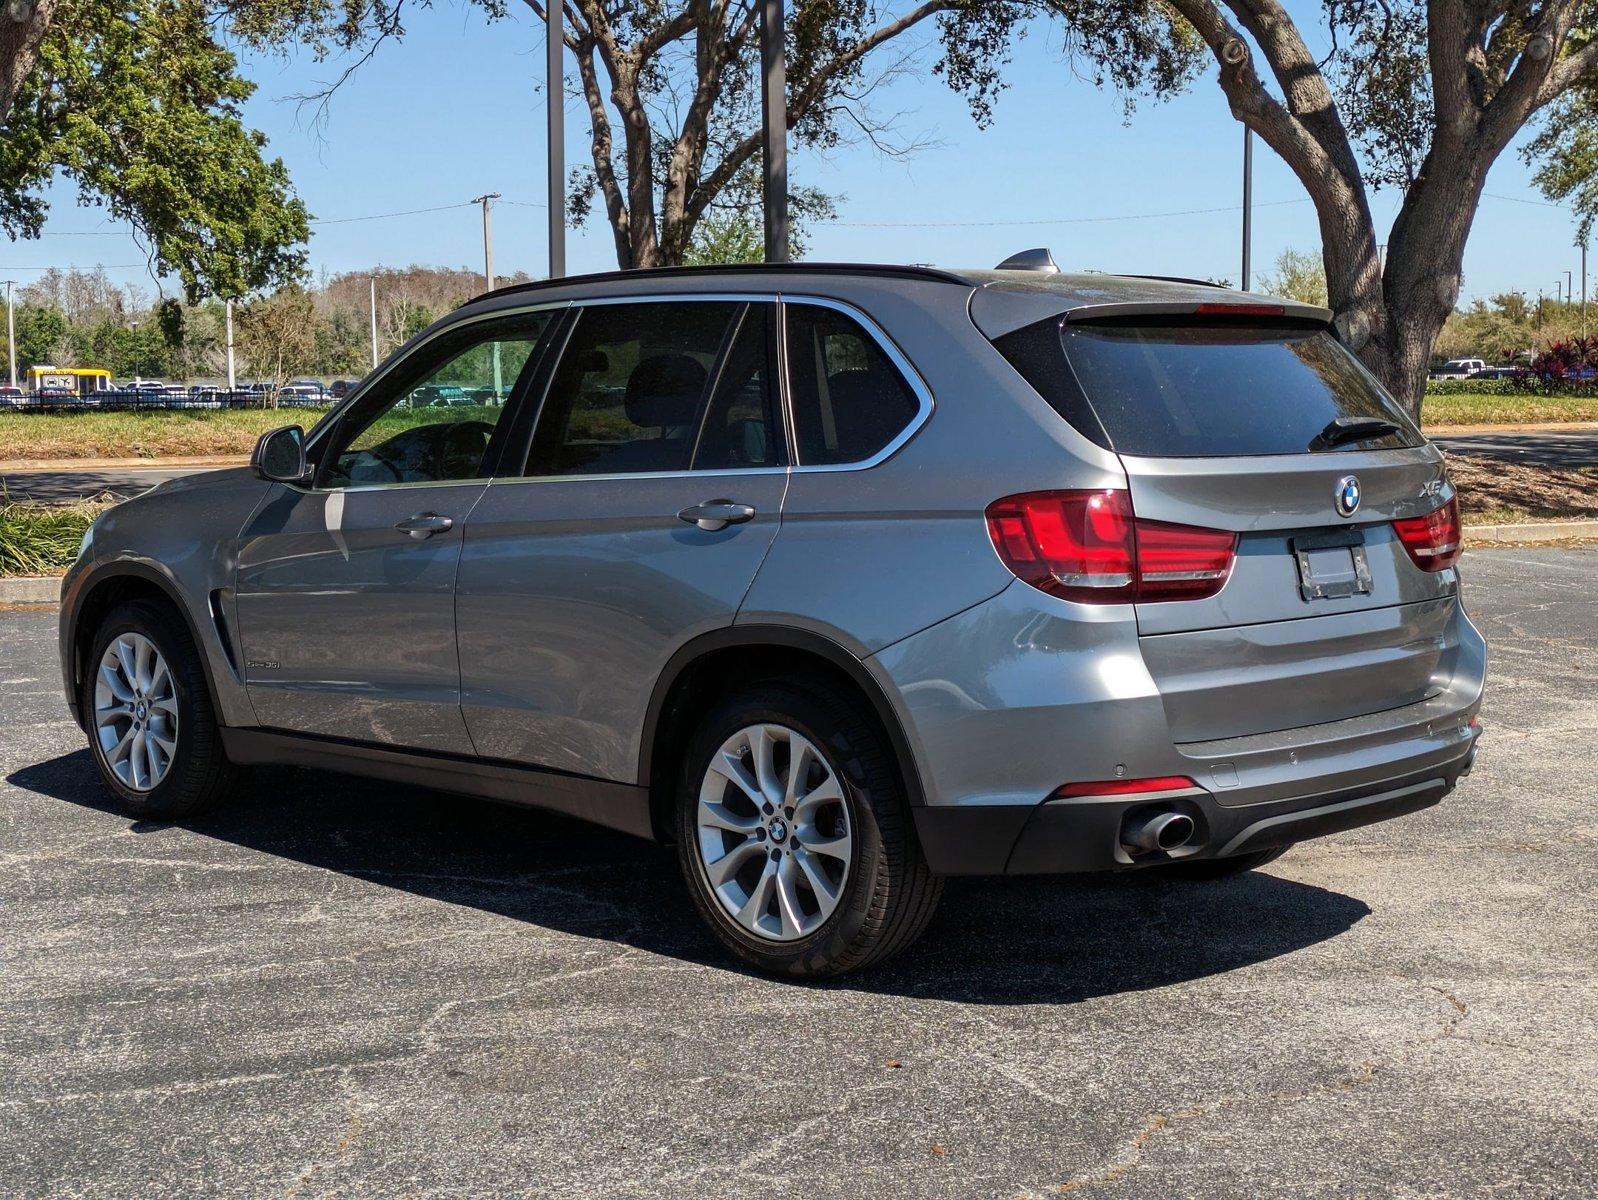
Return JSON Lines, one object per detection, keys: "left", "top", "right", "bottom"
{"left": 525, "top": 301, "right": 739, "bottom": 477}
{"left": 786, "top": 304, "right": 921, "bottom": 466}
{"left": 692, "top": 303, "right": 782, "bottom": 470}
{"left": 321, "top": 314, "right": 551, "bottom": 488}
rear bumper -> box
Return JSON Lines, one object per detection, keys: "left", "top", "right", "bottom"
{"left": 915, "top": 736, "right": 1477, "bottom": 875}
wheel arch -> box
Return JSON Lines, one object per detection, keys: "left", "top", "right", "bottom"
{"left": 639, "top": 626, "right": 925, "bottom": 841}
{"left": 65, "top": 560, "right": 226, "bottom": 732}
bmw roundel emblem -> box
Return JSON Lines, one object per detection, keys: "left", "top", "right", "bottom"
{"left": 1335, "top": 475, "right": 1362, "bottom": 518}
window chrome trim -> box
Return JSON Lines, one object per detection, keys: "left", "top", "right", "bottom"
{"left": 300, "top": 288, "right": 935, "bottom": 490}
{"left": 775, "top": 293, "right": 935, "bottom": 472}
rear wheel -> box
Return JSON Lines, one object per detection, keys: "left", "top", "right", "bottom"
{"left": 675, "top": 681, "right": 941, "bottom": 977}
{"left": 1147, "top": 845, "right": 1290, "bottom": 880}
{"left": 82, "top": 600, "right": 234, "bottom": 820}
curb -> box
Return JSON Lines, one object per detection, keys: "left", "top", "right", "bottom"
{"left": 1466, "top": 520, "right": 1598, "bottom": 545}
{"left": 0, "top": 575, "right": 61, "bottom": 604}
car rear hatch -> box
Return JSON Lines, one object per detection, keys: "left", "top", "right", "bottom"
{"left": 986, "top": 297, "right": 1464, "bottom": 743}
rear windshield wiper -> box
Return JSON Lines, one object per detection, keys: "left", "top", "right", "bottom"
{"left": 1310, "top": 416, "right": 1403, "bottom": 451}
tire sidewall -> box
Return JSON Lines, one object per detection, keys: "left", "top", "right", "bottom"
{"left": 676, "top": 685, "right": 889, "bottom": 975}
{"left": 83, "top": 603, "right": 208, "bottom": 819}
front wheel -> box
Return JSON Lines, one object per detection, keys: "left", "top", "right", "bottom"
{"left": 675, "top": 681, "right": 941, "bottom": 977}
{"left": 82, "top": 599, "right": 234, "bottom": 820}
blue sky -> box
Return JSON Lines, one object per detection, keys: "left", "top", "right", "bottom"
{"left": 10, "top": 3, "right": 1590, "bottom": 306}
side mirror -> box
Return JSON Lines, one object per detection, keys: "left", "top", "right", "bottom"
{"left": 250, "top": 424, "right": 310, "bottom": 484}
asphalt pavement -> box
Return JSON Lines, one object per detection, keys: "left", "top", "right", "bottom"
{"left": 1431, "top": 426, "right": 1598, "bottom": 466}
{"left": 0, "top": 464, "right": 216, "bottom": 504}
{"left": 1, "top": 547, "right": 1595, "bottom": 1197}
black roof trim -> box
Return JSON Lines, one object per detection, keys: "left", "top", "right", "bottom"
{"left": 1120, "top": 273, "right": 1232, "bottom": 289}
{"left": 474, "top": 261, "right": 973, "bottom": 303}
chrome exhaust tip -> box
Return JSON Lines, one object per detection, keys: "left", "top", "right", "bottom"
{"left": 1122, "top": 810, "right": 1196, "bottom": 855}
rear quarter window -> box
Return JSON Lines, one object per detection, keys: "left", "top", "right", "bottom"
{"left": 786, "top": 304, "right": 922, "bottom": 465}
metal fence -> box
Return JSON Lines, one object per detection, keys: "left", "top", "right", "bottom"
{"left": 0, "top": 389, "right": 339, "bottom": 413}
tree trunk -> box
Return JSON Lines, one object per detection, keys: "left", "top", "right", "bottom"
{"left": 0, "top": 0, "right": 56, "bottom": 124}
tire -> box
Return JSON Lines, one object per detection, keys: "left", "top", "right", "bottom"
{"left": 1146, "top": 845, "right": 1291, "bottom": 881}
{"left": 675, "top": 680, "right": 942, "bottom": 978}
{"left": 81, "top": 599, "right": 234, "bottom": 820}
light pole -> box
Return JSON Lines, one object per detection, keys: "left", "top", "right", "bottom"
{"left": 1241, "top": 127, "right": 1253, "bottom": 291}
{"left": 369, "top": 277, "right": 379, "bottom": 370}
{"left": 1582, "top": 241, "right": 1588, "bottom": 339}
{"left": 3, "top": 280, "right": 15, "bottom": 389}
{"left": 547, "top": 3, "right": 566, "bottom": 279}
{"left": 760, "top": 0, "right": 789, "bottom": 263}
{"left": 225, "top": 298, "right": 236, "bottom": 391}
{"left": 473, "top": 193, "right": 501, "bottom": 290}
{"left": 1565, "top": 270, "right": 1573, "bottom": 306}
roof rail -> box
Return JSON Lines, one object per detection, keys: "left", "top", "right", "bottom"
{"left": 473, "top": 261, "right": 972, "bottom": 304}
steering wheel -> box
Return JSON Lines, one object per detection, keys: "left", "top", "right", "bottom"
{"left": 438, "top": 420, "right": 495, "bottom": 479}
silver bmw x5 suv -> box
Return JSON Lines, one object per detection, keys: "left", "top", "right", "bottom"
{"left": 59, "top": 261, "right": 1485, "bottom": 977}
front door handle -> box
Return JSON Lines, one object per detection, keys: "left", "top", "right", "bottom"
{"left": 394, "top": 512, "right": 454, "bottom": 540}
{"left": 677, "top": 499, "right": 757, "bottom": 532}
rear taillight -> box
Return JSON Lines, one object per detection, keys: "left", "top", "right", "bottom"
{"left": 1392, "top": 496, "right": 1462, "bottom": 572}
{"left": 985, "top": 490, "right": 1237, "bottom": 604}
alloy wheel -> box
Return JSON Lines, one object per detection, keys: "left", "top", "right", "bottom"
{"left": 94, "top": 632, "right": 179, "bottom": 792}
{"left": 695, "top": 722, "right": 853, "bottom": 942}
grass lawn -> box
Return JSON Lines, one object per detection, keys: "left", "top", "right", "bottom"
{"left": 1419, "top": 390, "right": 1598, "bottom": 427}
{"left": 0, "top": 497, "right": 113, "bottom": 576}
{"left": 0, "top": 409, "right": 320, "bottom": 461}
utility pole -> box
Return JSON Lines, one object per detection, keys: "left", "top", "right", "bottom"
{"left": 369, "top": 277, "right": 379, "bottom": 370}
{"left": 224, "top": 298, "right": 236, "bottom": 391}
{"left": 547, "top": 2, "right": 566, "bottom": 278}
{"left": 1582, "top": 241, "right": 1588, "bottom": 339}
{"left": 3, "top": 280, "right": 15, "bottom": 390}
{"left": 1241, "top": 127, "right": 1253, "bottom": 291}
{"left": 760, "top": 0, "right": 789, "bottom": 263}
{"left": 473, "top": 193, "right": 501, "bottom": 291}
{"left": 1565, "top": 270, "right": 1573, "bottom": 306}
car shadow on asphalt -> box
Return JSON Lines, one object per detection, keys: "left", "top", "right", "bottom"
{"left": 11, "top": 750, "right": 1371, "bottom": 1005}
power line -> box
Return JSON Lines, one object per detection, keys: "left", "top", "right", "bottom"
{"left": 1483, "top": 191, "right": 1573, "bottom": 211}
{"left": 817, "top": 198, "right": 1313, "bottom": 229}
{"left": 310, "top": 201, "right": 479, "bottom": 226}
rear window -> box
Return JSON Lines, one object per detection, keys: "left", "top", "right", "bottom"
{"left": 997, "top": 318, "right": 1422, "bottom": 458}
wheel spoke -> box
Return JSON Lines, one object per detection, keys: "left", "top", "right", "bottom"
{"left": 709, "top": 751, "right": 764, "bottom": 807}
{"left": 96, "top": 704, "right": 133, "bottom": 727}
{"left": 736, "top": 858, "right": 777, "bottom": 926}
{"left": 798, "top": 829, "right": 850, "bottom": 861}
{"left": 793, "top": 774, "right": 842, "bottom": 818}
{"left": 783, "top": 741, "right": 812, "bottom": 809}
{"left": 751, "top": 726, "right": 782, "bottom": 805}
{"left": 706, "top": 838, "right": 763, "bottom": 887}
{"left": 99, "top": 663, "right": 135, "bottom": 704}
{"left": 700, "top": 801, "right": 761, "bottom": 834}
{"left": 774, "top": 855, "right": 807, "bottom": 938}
{"left": 793, "top": 846, "right": 840, "bottom": 906}
{"left": 133, "top": 637, "right": 154, "bottom": 692}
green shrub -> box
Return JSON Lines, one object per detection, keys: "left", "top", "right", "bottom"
{"left": 0, "top": 498, "right": 109, "bottom": 576}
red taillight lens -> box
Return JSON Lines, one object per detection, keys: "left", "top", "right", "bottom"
{"left": 1392, "top": 496, "right": 1462, "bottom": 572}
{"left": 985, "top": 490, "right": 1236, "bottom": 604}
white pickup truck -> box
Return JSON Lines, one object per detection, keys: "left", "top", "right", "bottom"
{"left": 1430, "top": 358, "right": 1488, "bottom": 380}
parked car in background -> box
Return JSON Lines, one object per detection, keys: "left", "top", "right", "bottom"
{"left": 0, "top": 384, "right": 27, "bottom": 408}
{"left": 330, "top": 380, "right": 360, "bottom": 400}
{"left": 1472, "top": 366, "right": 1519, "bottom": 380}
{"left": 1429, "top": 358, "right": 1488, "bottom": 380}
{"left": 277, "top": 383, "right": 329, "bottom": 408}
{"left": 57, "top": 261, "right": 1484, "bottom": 977}
{"left": 408, "top": 383, "right": 471, "bottom": 407}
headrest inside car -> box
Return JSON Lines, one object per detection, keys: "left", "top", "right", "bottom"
{"left": 625, "top": 353, "right": 708, "bottom": 428}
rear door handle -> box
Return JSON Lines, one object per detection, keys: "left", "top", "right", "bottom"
{"left": 677, "top": 499, "right": 757, "bottom": 532}
{"left": 394, "top": 512, "right": 454, "bottom": 539}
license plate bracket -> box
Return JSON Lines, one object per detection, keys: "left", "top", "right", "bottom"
{"left": 1293, "top": 528, "right": 1372, "bottom": 601}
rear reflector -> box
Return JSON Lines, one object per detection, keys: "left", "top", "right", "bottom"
{"left": 1392, "top": 496, "right": 1462, "bottom": 572}
{"left": 985, "top": 490, "right": 1237, "bottom": 604}
{"left": 1053, "top": 775, "right": 1198, "bottom": 799}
